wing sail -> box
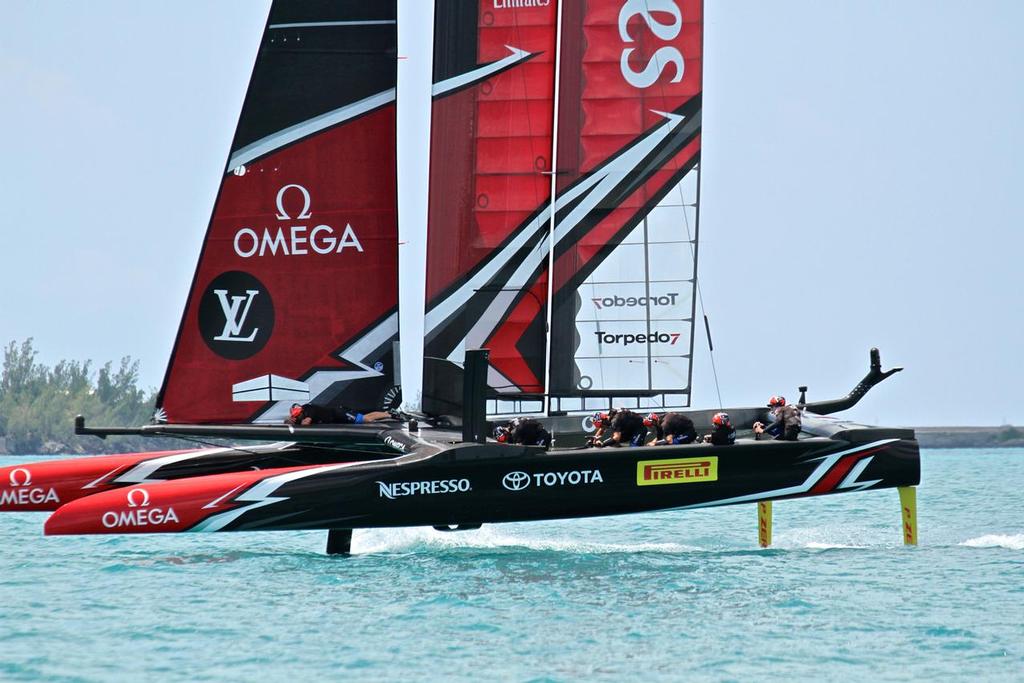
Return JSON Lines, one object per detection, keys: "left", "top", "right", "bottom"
{"left": 422, "top": 0, "right": 703, "bottom": 416}
{"left": 423, "top": 0, "right": 559, "bottom": 407}
{"left": 156, "top": 1, "right": 400, "bottom": 425}
{"left": 547, "top": 0, "right": 703, "bottom": 412}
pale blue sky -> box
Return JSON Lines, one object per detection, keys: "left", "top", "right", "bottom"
{"left": 1, "top": 1, "right": 1021, "bottom": 426}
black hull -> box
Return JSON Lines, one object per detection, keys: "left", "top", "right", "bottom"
{"left": 233, "top": 438, "right": 920, "bottom": 531}
{"left": 45, "top": 433, "right": 920, "bottom": 536}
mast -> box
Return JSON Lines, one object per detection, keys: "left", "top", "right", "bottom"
{"left": 543, "top": 0, "right": 564, "bottom": 415}
{"left": 396, "top": 0, "right": 435, "bottom": 413}
{"left": 683, "top": 0, "right": 706, "bottom": 408}
{"left": 684, "top": 162, "right": 702, "bottom": 407}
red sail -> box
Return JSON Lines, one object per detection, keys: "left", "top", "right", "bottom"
{"left": 549, "top": 0, "right": 703, "bottom": 408}
{"left": 424, "top": 0, "right": 703, "bottom": 412}
{"left": 425, "top": 0, "right": 558, "bottom": 398}
{"left": 157, "top": 2, "right": 399, "bottom": 424}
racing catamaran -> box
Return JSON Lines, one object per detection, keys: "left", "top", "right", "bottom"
{"left": 1, "top": 0, "right": 920, "bottom": 553}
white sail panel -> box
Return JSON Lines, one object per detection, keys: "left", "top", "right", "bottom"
{"left": 568, "top": 165, "right": 699, "bottom": 398}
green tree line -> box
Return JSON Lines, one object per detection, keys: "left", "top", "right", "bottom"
{"left": 0, "top": 339, "right": 191, "bottom": 455}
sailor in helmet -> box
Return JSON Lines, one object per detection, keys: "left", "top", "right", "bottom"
{"left": 586, "top": 409, "right": 614, "bottom": 444}
{"left": 753, "top": 395, "right": 802, "bottom": 441}
{"left": 493, "top": 417, "right": 552, "bottom": 449}
{"left": 704, "top": 412, "right": 736, "bottom": 445}
{"left": 589, "top": 408, "right": 646, "bottom": 447}
{"left": 645, "top": 412, "right": 698, "bottom": 446}
{"left": 286, "top": 403, "right": 392, "bottom": 426}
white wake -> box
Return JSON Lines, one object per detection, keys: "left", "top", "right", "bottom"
{"left": 960, "top": 534, "right": 1024, "bottom": 550}
{"left": 351, "top": 525, "right": 698, "bottom": 555}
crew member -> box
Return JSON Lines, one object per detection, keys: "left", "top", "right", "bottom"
{"left": 647, "top": 412, "right": 698, "bottom": 445}
{"left": 704, "top": 412, "right": 736, "bottom": 445}
{"left": 493, "top": 417, "right": 552, "bottom": 449}
{"left": 592, "top": 408, "right": 646, "bottom": 447}
{"left": 644, "top": 412, "right": 663, "bottom": 444}
{"left": 753, "top": 395, "right": 802, "bottom": 441}
{"left": 590, "top": 410, "right": 614, "bottom": 443}
{"left": 286, "top": 403, "right": 392, "bottom": 426}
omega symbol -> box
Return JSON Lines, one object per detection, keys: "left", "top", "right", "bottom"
{"left": 8, "top": 468, "right": 32, "bottom": 487}
{"left": 126, "top": 488, "right": 151, "bottom": 508}
{"left": 275, "top": 184, "right": 312, "bottom": 220}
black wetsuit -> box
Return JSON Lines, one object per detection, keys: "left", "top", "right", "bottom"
{"left": 509, "top": 418, "right": 552, "bottom": 449}
{"left": 709, "top": 424, "right": 736, "bottom": 445}
{"left": 603, "top": 410, "right": 646, "bottom": 447}
{"left": 661, "top": 413, "right": 697, "bottom": 445}
{"left": 295, "top": 403, "right": 364, "bottom": 424}
{"left": 764, "top": 405, "right": 801, "bottom": 441}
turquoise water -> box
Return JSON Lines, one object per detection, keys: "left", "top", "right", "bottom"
{"left": 1, "top": 448, "right": 1021, "bottom": 681}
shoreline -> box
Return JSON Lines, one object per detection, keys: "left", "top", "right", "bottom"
{"left": 907, "top": 426, "right": 1024, "bottom": 449}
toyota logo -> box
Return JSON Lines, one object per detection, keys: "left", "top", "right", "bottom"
{"left": 502, "top": 471, "right": 531, "bottom": 491}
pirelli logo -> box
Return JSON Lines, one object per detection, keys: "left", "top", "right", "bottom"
{"left": 636, "top": 457, "right": 718, "bottom": 486}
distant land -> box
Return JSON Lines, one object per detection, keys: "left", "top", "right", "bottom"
{"left": 1, "top": 337, "right": 1021, "bottom": 455}
{"left": 910, "top": 426, "right": 1024, "bottom": 449}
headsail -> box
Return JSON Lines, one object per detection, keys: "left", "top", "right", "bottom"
{"left": 157, "top": 1, "right": 400, "bottom": 424}
{"left": 422, "top": 0, "right": 703, "bottom": 415}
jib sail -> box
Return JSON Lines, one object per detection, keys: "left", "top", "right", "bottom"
{"left": 156, "top": 1, "right": 399, "bottom": 424}
{"left": 423, "top": 0, "right": 702, "bottom": 415}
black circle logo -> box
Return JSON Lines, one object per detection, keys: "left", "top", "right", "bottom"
{"left": 381, "top": 385, "right": 402, "bottom": 411}
{"left": 198, "top": 271, "right": 274, "bottom": 360}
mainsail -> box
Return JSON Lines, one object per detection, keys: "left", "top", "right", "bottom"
{"left": 156, "top": 1, "right": 399, "bottom": 424}
{"left": 423, "top": 0, "right": 703, "bottom": 415}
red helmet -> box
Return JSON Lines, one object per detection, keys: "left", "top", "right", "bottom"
{"left": 712, "top": 412, "right": 731, "bottom": 428}
{"left": 643, "top": 412, "right": 660, "bottom": 427}
{"left": 493, "top": 425, "right": 510, "bottom": 443}
{"left": 592, "top": 411, "right": 610, "bottom": 428}
{"left": 289, "top": 404, "right": 304, "bottom": 420}
{"left": 768, "top": 395, "right": 786, "bottom": 408}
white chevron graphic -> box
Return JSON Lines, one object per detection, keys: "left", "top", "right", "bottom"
{"left": 432, "top": 46, "right": 533, "bottom": 97}
{"left": 318, "top": 109, "right": 694, "bottom": 382}
{"left": 227, "top": 89, "right": 396, "bottom": 171}
{"left": 837, "top": 456, "right": 883, "bottom": 491}
{"left": 189, "top": 457, "right": 401, "bottom": 532}
{"left": 253, "top": 311, "right": 398, "bottom": 424}
{"left": 437, "top": 111, "right": 691, "bottom": 355}
{"left": 676, "top": 439, "right": 899, "bottom": 510}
